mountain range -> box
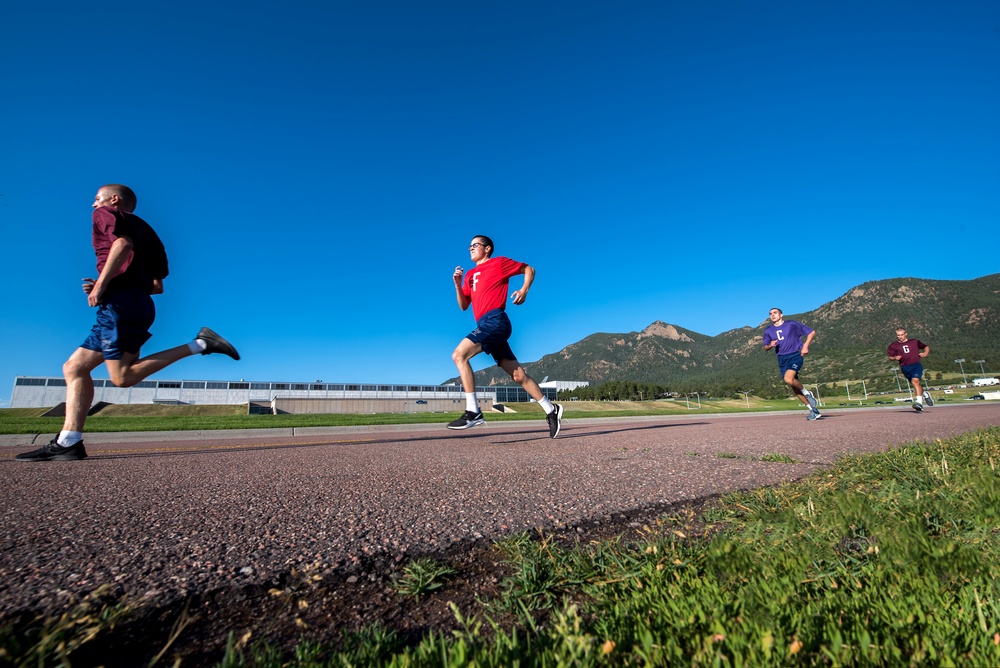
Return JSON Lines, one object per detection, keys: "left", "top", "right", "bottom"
{"left": 454, "top": 273, "right": 1000, "bottom": 399}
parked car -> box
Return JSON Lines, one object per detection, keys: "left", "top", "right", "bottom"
{"left": 968, "top": 394, "right": 985, "bottom": 401}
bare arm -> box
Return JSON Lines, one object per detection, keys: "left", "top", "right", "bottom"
{"left": 510, "top": 264, "right": 534, "bottom": 305}
{"left": 453, "top": 266, "right": 470, "bottom": 311}
{"left": 920, "top": 344, "right": 929, "bottom": 358}
{"left": 801, "top": 329, "right": 816, "bottom": 355}
{"left": 85, "top": 236, "right": 133, "bottom": 306}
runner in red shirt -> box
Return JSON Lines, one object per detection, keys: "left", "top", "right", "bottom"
{"left": 448, "top": 235, "right": 563, "bottom": 438}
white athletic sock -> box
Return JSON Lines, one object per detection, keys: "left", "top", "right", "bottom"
{"left": 538, "top": 397, "right": 555, "bottom": 414}
{"left": 916, "top": 396, "right": 923, "bottom": 404}
{"left": 465, "top": 393, "right": 480, "bottom": 413}
{"left": 802, "top": 388, "right": 812, "bottom": 396}
{"left": 57, "top": 430, "right": 83, "bottom": 447}
{"left": 188, "top": 339, "right": 208, "bottom": 354}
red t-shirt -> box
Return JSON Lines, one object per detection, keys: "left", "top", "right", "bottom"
{"left": 462, "top": 256, "right": 527, "bottom": 320}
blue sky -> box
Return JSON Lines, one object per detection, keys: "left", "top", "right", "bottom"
{"left": 2, "top": 1, "right": 998, "bottom": 405}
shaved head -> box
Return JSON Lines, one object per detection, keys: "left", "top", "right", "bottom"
{"left": 99, "top": 184, "right": 137, "bottom": 212}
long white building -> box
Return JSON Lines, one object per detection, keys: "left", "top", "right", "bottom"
{"left": 10, "top": 376, "right": 584, "bottom": 412}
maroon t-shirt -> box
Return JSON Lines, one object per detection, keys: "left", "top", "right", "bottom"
{"left": 887, "top": 339, "right": 926, "bottom": 366}
{"left": 92, "top": 206, "right": 169, "bottom": 294}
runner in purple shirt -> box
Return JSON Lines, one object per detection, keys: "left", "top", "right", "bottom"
{"left": 762, "top": 307, "right": 821, "bottom": 420}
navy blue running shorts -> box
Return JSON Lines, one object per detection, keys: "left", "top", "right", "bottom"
{"left": 465, "top": 308, "right": 517, "bottom": 365}
{"left": 81, "top": 287, "right": 155, "bottom": 360}
{"left": 900, "top": 363, "right": 923, "bottom": 380}
{"left": 777, "top": 352, "right": 804, "bottom": 377}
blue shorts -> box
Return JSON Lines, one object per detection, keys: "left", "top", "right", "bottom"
{"left": 465, "top": 309, "right": 516, "bottom": 365}
{"left": 81, "top": 287, "right": 155, "bottom": 360}
{"left": 900, "top": 363, "right": 923, "bottom": 380}
{"left": 777, "top": 352, "right": 804, "bottom": 377}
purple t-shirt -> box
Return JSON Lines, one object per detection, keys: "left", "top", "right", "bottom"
{"left": 762, "top": 320, "right": 813, "bottom": 356}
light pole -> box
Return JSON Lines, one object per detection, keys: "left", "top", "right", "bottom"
{"left": 974, "top": 359, "right": 987, "bottom": 378}
{"left": 739, "top": 390, "right": 751, "bottom": 408}
{"left": 955, "top": 359, "right": 967, "bottom": 384}
{"left": 891, "top": 367, "right": 902, "bottom": 393}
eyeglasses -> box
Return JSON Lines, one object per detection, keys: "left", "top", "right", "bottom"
{"left": 469, "top": 243, "right": 487, "bottom": 250}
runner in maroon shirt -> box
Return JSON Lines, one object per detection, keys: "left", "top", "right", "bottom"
{"left": 887, "top": 327, "right": 932, "bottom": 412}
{"left": 15, "top": 185, "right": 241, "bottom": 462}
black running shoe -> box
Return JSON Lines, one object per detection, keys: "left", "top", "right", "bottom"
{"left": 197, "top": 327, "right": 240, "bottom": 360}
{"left": 547, "top": 403, "right": 564, "bottom": 438}
{"left": 15, "top": 438, "right": 87, "bottom": 462}
{"left": 913, "top": 401, "right": 923, "bottom": 412}
{"left": 447, "top": 411, "right": 485, "bottom": 430}
{"left": 923, "top": 391, "right": 934, "bottom": 407}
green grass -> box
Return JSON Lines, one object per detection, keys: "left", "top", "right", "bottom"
{"left": 227, "top": 427, "right": 1000, "bottom": 666}
{"left": 3, "top": 383, "right": 988, "bottom": 436}
{"left": 390, "top": 558, "right": 458, "bottom": 600}
{"left": 0, "top": 405, "right": 556, "bottom": 434}
{"left": 11, "top": 428, "right": 1000, "bottom": 666}
{"left": 0, "top": 396, "right": 858, "bottom": 435}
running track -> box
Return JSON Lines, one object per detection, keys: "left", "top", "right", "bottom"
{"left": 1, "top": 403, "right": 998, "bottom": 617}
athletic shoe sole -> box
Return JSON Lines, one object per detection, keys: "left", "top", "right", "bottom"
{"left": 447, "top": 419, "right": 485, "bottom": 430}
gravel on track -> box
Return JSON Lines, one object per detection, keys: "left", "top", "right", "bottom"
{"left": 1, "top": 403, "right": 997, "bottom": 661}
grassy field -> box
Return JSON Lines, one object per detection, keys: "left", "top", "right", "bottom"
{"left": 9, "top": 427, "right": 1000, "bottom": 666}
{"left": 1, "top": 385, "right": 990, "bottom": 435}
{"left": 0, "top": 399, "right": 782, "bottom": 434}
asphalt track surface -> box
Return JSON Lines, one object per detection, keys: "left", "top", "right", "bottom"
{"left": 1, "top": 403, "right": 998, "bottom": 619}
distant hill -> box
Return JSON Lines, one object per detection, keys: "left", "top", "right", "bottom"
{"left": 448, "top": 274, "right": 1000, "bottom": 398}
